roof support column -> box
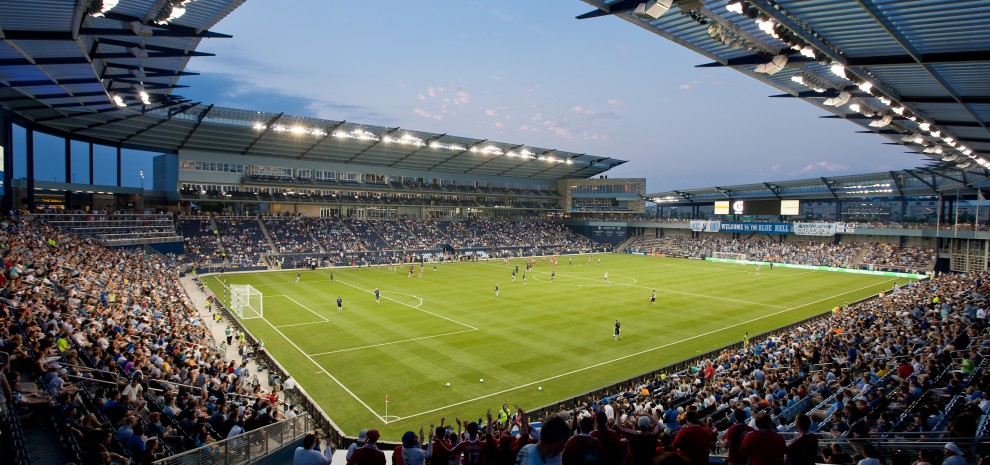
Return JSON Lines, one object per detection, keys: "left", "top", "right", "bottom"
{"left": 88, "top": 143, "right": 94, "bottom": 185}
{"left": 26, "top": 128, "right": 34, "bottom": 211}
{"left": 65, "top": 137, "right": 72, "bottom": 210}
{"left": 0, "top": 111, "right": 13, "bottom": 214}
{"left": 116, "top": 145, "right": 122, "bottom": 187}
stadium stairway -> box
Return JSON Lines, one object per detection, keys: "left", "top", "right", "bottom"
{"left": 257, "top": 218, "right": 278, "bottom": 253}
{"left": 178, "top": 274, "right": 279, "bottom": 394}
{"left": 850, "top": 245, "right": 871, "bottom": 269}
{"left": 614, "top": 235, "right": 640, "bottom": 253}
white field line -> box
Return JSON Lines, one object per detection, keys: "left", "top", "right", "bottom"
{"left": 281, "top": 295, "right": 329, "bottom": 322}
{"left": 256, "top": 313, "right": 387, "bottom": 423}
{"left": 306, "top": 328, "right": 477, "bottom": 357}
{"left": 275, "top": 321, "right": 330, "bottom": 328}
{"left": 527, "top": 268, "right": 790, "bottom": 310}
{"left": 335, "top": 279, "right": 477, "bottom": 331}
{"left": 388, "top": 277, "right": 898, "bottom": 423}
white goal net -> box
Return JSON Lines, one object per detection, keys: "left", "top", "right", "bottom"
{"left": 712, "top": 251, "right": 747, "bottom": 261}
{"left": 230, "top": 284, "right": 263, "bottom": 319}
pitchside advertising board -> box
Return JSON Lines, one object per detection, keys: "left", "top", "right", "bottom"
{"left": 713, "top": 199, "right": 801, "bottom": 216}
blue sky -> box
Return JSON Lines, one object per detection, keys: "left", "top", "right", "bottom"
{"left": 19, "top": 0, "right": 927, "bottom": 192}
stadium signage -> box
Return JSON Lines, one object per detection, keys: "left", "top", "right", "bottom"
{"left": 793, "top": 222, "right": 837, "bottom": 237}
{"left": 690, "top": 220, "right": 721, "bottom": 232}
{"left": 719, "top": 222, "right": 791, "bottom": 235}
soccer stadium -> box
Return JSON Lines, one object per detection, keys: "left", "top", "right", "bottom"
{"left": 0, "top": 1, "right": 987, "bottom": 465}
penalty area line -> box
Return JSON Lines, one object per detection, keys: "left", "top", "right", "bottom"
{"left": 255, "top": 313, "right": 387, "bottom": 423}
{"left": 306, "top": 328, "right": 477, "bottom": 357}
{"left": 387, "top": 277, "right": 899, "bottom": 423}
{"left": 335, "top": 279, "right": 477, "bottom": 331}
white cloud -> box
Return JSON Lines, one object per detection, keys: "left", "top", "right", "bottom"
{"left": 800, "top": 161, "right": 849, "bottom": 173}
{"left": 679, "top": 83, "right": 693, "bottom": 91}
{"left": 494, "top": 121, "right": 504, "bottom": 128}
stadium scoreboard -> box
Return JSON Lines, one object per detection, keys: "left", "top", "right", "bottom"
{"left": 713, "top": 199, "right": 801, "bottom": 216}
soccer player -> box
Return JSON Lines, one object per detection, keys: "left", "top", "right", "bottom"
{"left": 551, "top": 270, "right": 555, "bottom": 282}
{"left": 755, "top": 264, "right": 761, "bottom": 274}
{"left": 522, "top": 272, "right": 527, "bottom": 284}
{"left": 614, "top": 320, "right": 621, "bottom": 341}
{"left": 375, "top": 288, "right": 380, "bottom": 303}
{"left": 569, "top": 258, "right": 572, "bottom": 266}
{"left": 296, "top": 271, "right": 301, "bottom": 283}
{"left": 495, "top": 284, "right": 499, "bottom": 297}
{"left": 597, "top": 257, "right": 601, "bottom": 265}
{"left": 433, "top": 263, "right": 437, "bottom": 273}
{"left": 337, "top": 297, "right": 343, "bottom": 312}
{"left": 329, "top": 271, "right": 334, "bottom": 283}
{"left": 604, "top": 272, "right": 608, "bottom": 282}
{"left": 650, "top": 290, "right": 656, "bottom": 306}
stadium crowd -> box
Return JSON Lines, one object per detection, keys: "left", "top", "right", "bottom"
{"left": 0, "top": 218, "right": 292, "bottom": 464}
{"left": 627, "top": 236, "right": 934, "bottom": 273}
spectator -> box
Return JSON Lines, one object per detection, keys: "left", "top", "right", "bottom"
{"left": 294, "top": 432, "right": 334, "bottom": 465}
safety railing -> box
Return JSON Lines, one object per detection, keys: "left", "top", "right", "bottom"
{"left": 152, "top": 413, "right": 314, "bottom": 465}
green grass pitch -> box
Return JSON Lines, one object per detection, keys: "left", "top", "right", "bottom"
{"left": 205, "top": 254, "right": 911, "bottom": 439}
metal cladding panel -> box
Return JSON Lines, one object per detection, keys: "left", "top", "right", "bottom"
{"left": 777, "top": 0, "right": 903, "bottom": 57}
{"left": 866, "top": 65, "right": 952, "bottom": 96}
{"left": 929, "top": 63, "right": 990, "bottom": 97}
{"left": 0, "top": 0, "right": 77, "bottom": 30}
{"left": 877, "top": 0, "right": 990, "bottom": 54}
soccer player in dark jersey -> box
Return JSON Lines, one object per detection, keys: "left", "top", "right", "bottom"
{"left": 375, "top": 288, "right": 380, "bottom": 303}
{"left": 650, "top": 290, "right": 656, "bottom": 306}
{"left": 614, "top": 320, "right": 621, "bottom": 341}
{"left": 337, "top": 297, "right": 343, "bottom": 312}
{"left": 495, "top": 284, "right": 499, "bottom": 297}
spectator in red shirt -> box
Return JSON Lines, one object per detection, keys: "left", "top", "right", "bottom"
{"left": 563, "top": 414, "right": 605, "bottom": 465}
{"left": 618, "top": 414, "right": 662, "bottom": 465}
{"left": 672, "top": 410, "right": 712, "bottom": 465}
{"left": 739, "top": 414, "right": 785, "bottom": 465}
{"left": 592, "top": 411, "right": 624, "bottom": 465}
{"left": 451, "top": 420, "right": 489, "bottom": 465}
{"left": 896, "top": 361, "right": 914, "bottom": 381}
{"left": 785, "top": 414, "right": 819, "bottom": 465}
{"left": 722, "top": 409, "right": 753, "bottom": 465}
{"left": 347, "top": 429, "right": 385, "bottom": 465}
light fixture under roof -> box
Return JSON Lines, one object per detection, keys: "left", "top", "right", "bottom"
{"left": 918, "top": 122, "right": 931, "bottom": 132}
{"left": 799, "top": 48, "right": 816, "bottom": 59}
{"left": 754, "top": 55, "right": 787, "bottom": 75}
{"left": 823, "top": 92, "right": 851, "bottom": 107}
{"left": 112, "top": 94, "right": 126, "bottom": 108}
{"left": 829, "top": 64, "right": 847, "bottom": 79}
{"left": 139, "top": 91, "right": 151, "bottom": 105}
{"left": 869, "top": 115, "right": 893, "bottom": 128}
{"left": 633, "top": 0, "right": 673, "bottom": 20}
{"left": 726, "top": 1, "right": 744, "bottom": 14}
{"left": 857, "top": 82, "right": 873, "bottom": 93}
{"left": 89, "top": 0, "right": 119, "bottom": 17}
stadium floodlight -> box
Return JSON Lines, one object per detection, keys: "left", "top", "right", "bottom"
{"left": 790, "top": 75, "right": 805, "bottom": 85}
{"left": 892, "top": 106, "right": 905, "bottom": 115}
{"left": 869, "top": 115, "right": 893, "bottom": 128}
{"left": 756, "top": 18, "right": 775, "bottom": 34}
{"left": 799, "top": 47, "right": 816, "bottom": 59}
{"left": 918, "top": 122, "right": 931, "bottom": 131}
{"left": 823, "top": 91, "right": 851, "bottom": 107}
{"left": 848, "top": 103, "right": 861, "bottom": 113}
{"left": 755, "top": 55, "right": 787, "bottom": 75}
{"left": 878, "top": 96, "right": 891, "bottom": 105}
{"left": 139, "top": 91, "right": 151, "bottom": 105}
{"left": 829, "top": 63, "right": 847, "bottom": 79}
{"left": 857, "top": 82, "right": 873, "bottom": 93}
{"left": 633, "top": 0, "right": 673, "bottom": 20}
{"left": 930, "top": 130, "right": 941, "bottom": 138}
{"left": 112, "top": 94, "right": 126, "bottom": 108}
{"left": 89, "top": 0, "right": 119, "bottom": 17}
{"left": 726, "top": 1, "right": 744, "bottom": 14}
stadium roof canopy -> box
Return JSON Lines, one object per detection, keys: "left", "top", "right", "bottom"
{"left": 648, "top": 165, "right": 990, "bottom": 205}
{"left": 577, "top": 0, "right": 990, "bottom": 171}
{"left": 0, "top": 1, "right": 624, "bottom": 181}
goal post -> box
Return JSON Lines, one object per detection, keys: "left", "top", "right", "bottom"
{"left": 230, "top": 284, "right": 263, "bottom": 319}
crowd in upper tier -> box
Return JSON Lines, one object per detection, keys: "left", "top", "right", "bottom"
{"left": 626, "top": 236, "right": 934, "bottom": 274}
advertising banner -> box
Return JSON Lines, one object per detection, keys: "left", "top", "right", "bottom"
{"left": 690, "top": 220, "right": 721, "bottom": 232}
{"left": 793, "top": 222, "right": 837, "bottom": 236}
{"left": 719, "top": 222, "right": 791, "bottom": 235}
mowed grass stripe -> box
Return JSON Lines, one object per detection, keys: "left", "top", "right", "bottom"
{"left": 206, "top": 255, "right": 910, "bottom": 439}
